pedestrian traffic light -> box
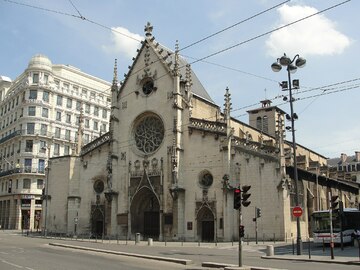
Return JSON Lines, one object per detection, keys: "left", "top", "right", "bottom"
{"left": 239, "top": 225, "right": 245, "bottom": 238}
{"left": 233, "top": 188, "right": 241, "bottom": 210}
{"left": 256, "top": 207, "right": 262, "bottom": 218}
{"left": 330, "top": 195, "right": 339, "bottom": 210}
{"left": 241, "top": 185, "right": 251, "bottom": 207}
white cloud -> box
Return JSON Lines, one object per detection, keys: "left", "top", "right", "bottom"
{"left": 102, "top": 26, "right": 142, "bottom": 58}
{"left": 266, "top": 4, "right": 351, "bottom": 57}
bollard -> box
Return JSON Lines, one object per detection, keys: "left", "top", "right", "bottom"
{"left": 165, "top": 236, "right": 167, "bottom": 246}
{"left": 198, "top": 240, "right": 200, "bottom": 246}
{"left": 286, "top": 232, "right": 287, "bottom": 243}
{"left": 292, "top": 238, "right": 295, "bottom": 255}
{"left": 322, "top": 238, "right": 325, "bottom": 252}
{"left": 266, "top": 245, "right": 274, "bottom": 256}
{"left": 308, "top": 238, "right": 311, "bottom": 259}
{"left": 117, "top": 234, "right": 119, "bottom": 245}
{"left": 148, "top": 238, "right": 153, "bottom": 246}
{"left": 135, "top": 233, "right": 140, "bottom": 244}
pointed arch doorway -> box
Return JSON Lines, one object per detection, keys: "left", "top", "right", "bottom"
{"left": 130, "top": 187, "right": 160, "bottom": 239}
{"left": 197, "top": 207, "right": 215, "bottom": 242}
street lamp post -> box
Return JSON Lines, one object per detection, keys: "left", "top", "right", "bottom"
{"left": 271, "top": 53, "right": 306, "bottom": 255}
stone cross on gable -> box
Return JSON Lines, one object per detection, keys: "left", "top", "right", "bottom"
{"left": 144, "top": 22, "right": 153, "bottom": 37}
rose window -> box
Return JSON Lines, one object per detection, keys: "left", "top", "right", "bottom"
{"left": 134, "top": 114, "right": 164, "bottom": 154}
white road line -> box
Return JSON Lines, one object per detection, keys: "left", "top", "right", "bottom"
{"left": 1, "top": 259, "right": 23, "bottom": 268}
{"left": 0, "top": 251, "right": 9, "bottom": 255}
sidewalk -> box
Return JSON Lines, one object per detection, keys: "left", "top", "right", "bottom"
{"left": 43, "top": 236, "right": 360, "bottom": 268}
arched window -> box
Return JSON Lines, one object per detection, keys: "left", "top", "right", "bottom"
{"left": 256, "top": 117, "right": 262, "bottom": 130}
{"left": 262, "top": 116, "right": 269, "bottom": 133}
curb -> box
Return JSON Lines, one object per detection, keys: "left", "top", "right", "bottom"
{"left": 261, "top": 255, "right": 360, "bottom": 266}
{"left": 48, "top": 242, "right": 193, "bottom": 265}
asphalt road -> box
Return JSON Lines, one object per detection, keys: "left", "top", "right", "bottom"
{"left": 0, "top": 233, "right": 191, "bottom": 270}
{"left": 0, "top": 232, "right": 359, "bottom": 270}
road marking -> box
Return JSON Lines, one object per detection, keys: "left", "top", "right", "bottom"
{"left": 1, "top": 259, "right": 23, "bottom": 268}
{"left": 0, "top": 251, "right": 9, "bottom": 255}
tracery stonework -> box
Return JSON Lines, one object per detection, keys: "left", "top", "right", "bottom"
{"left": 134, "top": 114, "right": 164, "bottom": 154}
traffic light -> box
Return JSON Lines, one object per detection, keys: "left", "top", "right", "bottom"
{"left": 256, "top": 207, "right": 262, "bottom": 218}
{"left": 239, "top": 225, "right": 245, "bottom": 238}
{"left": 241, "top": 185, "right": 251, "bottom": 207}
{"left": 330, "top": 195, "right": 339, "bottom": 210}
{"left": 234, "top": 188, "right": 241, "bottom": 210}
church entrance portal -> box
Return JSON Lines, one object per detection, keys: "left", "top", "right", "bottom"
{"left": 91, "top": 206, "right": 105, "bottom": 237}
{"left": 130, "top": 188, "right": 160, "bottom": 239}
{"left": 197, "top": 207, "right": 215, "bottom": 242}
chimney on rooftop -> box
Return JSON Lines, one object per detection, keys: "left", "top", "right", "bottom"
{"left": 355, "top": 151, "right": 360, "bottom": 162}
{"left": 340, "top": 153, "right": 347, "bottom": 163}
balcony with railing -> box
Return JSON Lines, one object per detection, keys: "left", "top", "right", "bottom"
{"left": 0, "top": 130, "right": 21, "bottom": 145}
{"left": 0, "top": 166, "right": 45, "bottom": 177}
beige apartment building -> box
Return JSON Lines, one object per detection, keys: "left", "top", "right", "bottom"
{"left": 45, "top": 23, "right": 359, "bottom": 241}
{"left": 0, "top": 55, "right": 111, "bottom": 230}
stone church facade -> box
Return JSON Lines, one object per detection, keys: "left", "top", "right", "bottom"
{"left": 45, "top": 23, "right": 359, "bottom": 242}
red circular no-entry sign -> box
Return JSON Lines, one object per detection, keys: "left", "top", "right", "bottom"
{"left": 292, "top": 206, "right": 303, "bottom": 217}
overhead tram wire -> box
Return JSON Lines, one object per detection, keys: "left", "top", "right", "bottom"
{"left": 189, "top": 0, "right": 351, "bottom": 65}
{"left": 180, "top": 0, "right": 290, "bottom": 51}
{"left": 2, "top": 0, "right": 289, "bottom": 88}
{"left": 3, "top": 0, "right": 354, "bottom": 112}
{"left": 3, "top": 0, "right": 345, "bottom": 95}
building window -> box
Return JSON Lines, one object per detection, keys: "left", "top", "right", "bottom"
{"left": 24, "top": 159, "right": 32, "bottom": 173}
{"left": 65, "top": 129, "right": 70, "bottom": 140}
{"left": 43, "top": 91, "right": 49, "bottom": 102}
{"left": 102, "top": 109, "right": 108, "bottom": 119}
{"left": 56, "top": 111, "right": 61, "bottom": 121}
{"left": 85, "top": 119, "right": 90, "bottom": 128}
{"left": 32, "top": 73, "right": 39, "bottom": 84}
{"left": 73, "top": 86, "right": 79, "bottom": 95}
{"left": 25, "top": 140, "right": 33, "bottom": 152}
{"left": 133, "top": 113, "right": 164, "bottom": 154}
{"left": 40, "top": 124, "right": 48, "bottom": 136}
{"left": 27, "top": 123, "right": 35, "bottom": 134}
{"left": 23, "top": 178, "right": 31, "bottom": 189}
{"left": 42, "top": 108, "right": 49, "bottom": 118}
{"left": 101, "top": 123, "right": 107, "bottom": 132}
{"left": 54, "top": 80, "right": 60, "bottom": 89}
{"left": 263, "top": 116, "right": 268, "bottom": 133}
{"left": 28, "top": 106, "right": 36, "bottom": 116}
{"left": 76, "top": 101, "right": 81, "bottom": 111}
{"left": 38, "top": 160, "right": 45, "bottom": 174}
{"left": 39, "top": 141, "right": 46, "bottom": 152}
{"left": 66, "top": 114, "right": 71, "bottom": 124}
{"left": 198, "top": 170, "right": 213, "bottom": 189}
{"left": 57, "top": 95, "right": 63, "bottom": 106}
{"left": 54, "top": 143, "right": 60, "bottom": 155}
{"left": 64, "top": 145, "right": 70, "bottom": 155}
{"left": 82, "top": 89, "right": 88, "bottom": 96}
{"left": 29, "top": 90, "right": 37, "bottom": 99}
{"left": 93, "top": 121, "right": 98, "bottom": 130}
{"left": 94, "top": 106, "right": 99, "bottom": 116}
{"left": 90, "top": 91, "right": 96, "bottom": 99}
{"left": 84, "top": 134, "right": 89, "bottom": 143}
{"left": 85, "top": 103, "right": 90, "bottom": 114}
{"left": 55, "top": 127, "right": 61, "bottom": 138}
{"left": 44, "top": 74, "right": 49, "bottom": 84}
{"left": 37, "top": 179, "right": 44, "bottom": 189}
{"left": 66, "top": 98, "right": 72, "bottom": 109}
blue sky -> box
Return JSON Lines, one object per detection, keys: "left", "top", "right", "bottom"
{"left": 1, "top": 0, "right": 359, "bottom": 159}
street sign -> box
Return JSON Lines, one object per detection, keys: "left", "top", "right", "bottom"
{"left": 292, "top": 206, "right": 303, "bottom": 217}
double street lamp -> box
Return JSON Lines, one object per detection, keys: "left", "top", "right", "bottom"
{"left": 271, "top": 53, "right": 306, "bottom": 255}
